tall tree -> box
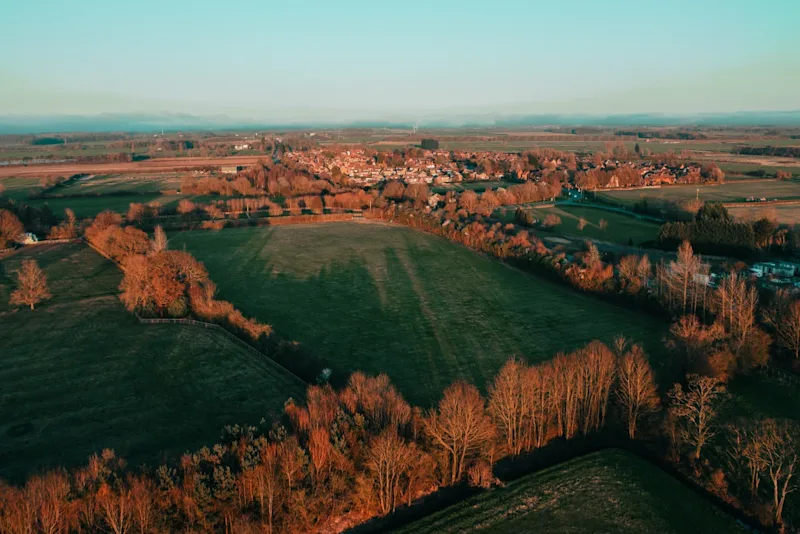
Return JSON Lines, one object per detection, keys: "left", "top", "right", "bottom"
{"left": 365, "top": 430, "right": 416, "bottom": 515}
{"left": 616, "top": 345, "right": 660, "bottom": 439}
{"left": 488, "top": 359, "right": 526, "bottom": 456}
{"left": 668, "top": 374, "right": 726, "bottom": 460}
{"left": 424, "top": 382, "right": 495, "bottom": 485}
{"left": 714, "top": 271, "right": 758, "bottom": 348}
{"left": 764, "top": 290, "right": 800, "bottom": 359}
{"left": 10, "top": 259, "right": 51, "bottom": 310}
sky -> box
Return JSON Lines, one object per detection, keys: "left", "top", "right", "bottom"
{"left": 1, "top": 0, "right": 799, "bottom": 123}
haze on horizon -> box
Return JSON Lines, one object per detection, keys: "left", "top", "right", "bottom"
{"left": 2, "top": 0, "right": 799, "bottom": 123}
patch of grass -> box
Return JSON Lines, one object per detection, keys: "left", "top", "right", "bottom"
{"left": 0, "top": 176, "right": 42, "bottom": 201}
{"left": 170, "top": 223, "right": 669, "bottom": 406}
{"left": 525, "top": 205, "right": 659, "bottom": 245}
{"left": 0, "top": 244, "right": 304, "bottom": 482}
{"left": 392, "top": 449, "right": 744, "bottom": 534}
{"left": 53, "top": 173, "right": 184, "bottom": 195}
{"left": 23, "top": 194, "right": 185, "bottom": 218}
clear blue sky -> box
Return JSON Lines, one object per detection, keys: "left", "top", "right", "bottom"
{"left": 2, "top": 0, "right": 798, "bottom": 122}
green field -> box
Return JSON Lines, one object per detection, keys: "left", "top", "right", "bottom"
{"left": 53, "top": 173, "right": 183, "bottom": 195}
{"left": 0, "top": 176, "right": 42, "bottom": 201}
{"left": 513, "top": 204, "right": 660, "bottom": 245}
{"left": 0, "top": 243, "right": 304, "bottom": 482}
{"left": 597, "top": 181, "right": 800, "bottom": 208}
{"left": 392, "top": 449, "right": 743, "bottom": 533}
{"left": 171, "top": 223, "right": 669, "bottom": 405}
{"left": 23, "top": 193, "right": 185, "bottom": 218}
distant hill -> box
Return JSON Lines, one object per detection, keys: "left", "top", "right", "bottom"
{"left": 1, "top": 110, "right": 799, "bottom": 134}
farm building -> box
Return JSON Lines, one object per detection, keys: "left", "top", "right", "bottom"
{"left": 220, "top": 165, "right": 246, "bottom": 174}
{"left": 16, "top": 232, "right": 39, "bottom": 245}
{"left": 751, "top": 262, "right": 797, "bottom": 278}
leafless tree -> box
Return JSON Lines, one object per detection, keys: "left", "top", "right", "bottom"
{"left": 0, "top": 209, "right": 23, "bottom": 248}
{"left": 668, "top": 374, "right": 726, "bottom": 460}
{"left": 616, "top": 345, "right": 660, "bottom": 439}
{"left": 10, "top": 259, "right": 51, "bottom": 310}
{"left": 764, "top": 290, "right": 800, "bottom": 359}
{"left": 424, "top": 382, "right": 495, "bottom": 485}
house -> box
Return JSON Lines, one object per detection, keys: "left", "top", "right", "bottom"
{"left": 234, "top": 144, "right": 250, "bottom": 151}
{"left": 17, "top": 232, "right": 38, "bottom": 245}
{"left": 220, "top": 165, "right": 246, "bottom": 174}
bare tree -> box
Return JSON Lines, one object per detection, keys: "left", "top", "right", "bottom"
{"left": 365, "top": 430, "right": 416, "bottom": 515}
{"left": 0, "top": 209, "right": 23, "bottom": 248}
{"left": 764, "top": 289, "right": 800, "bottom": 359}
{"left": 714, "top": 271, "right": 758, "bottom": 348}
{"left": 616, "top": 345, "right": 660, "bottom": 439}
{"left": 668, "top": 374, "right": 726, "bottom": 460}
{"left": 760, "top": 420, "right": 797, "bottom": 526}
{"left": 660, "top": 241, "right": 708, "bottom": 314}
{"left": 636, "top": 255, "right": 651, "bottom": 289}
{"left": 424, "top": 382, "right": 495, "bottom": 485}
{"left": 150, "top": 225, "right": 169, "bottom": 254}
{"left": 10, "top": 259, "right": 51, "bottom": 310}
{"left": 488, "top": 358, "right": 526, "bottom": 456}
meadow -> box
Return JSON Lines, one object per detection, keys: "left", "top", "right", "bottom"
{"left": 392, "top": 449, "right": 744, "bottom": 533}
{"left": 170, "top": 222, "right": 669, "bottom": 406}
{"left": 726, "top": 203, "right": 800, "bottom": 225}
{"left": 502, "top": 204, "right": 660, "bottom": 245}
{"left": 23, "top": 194, "right": 187, "bottom": 218}
{"left": 0, "top": 243, "right": 304, "bottom": 482}
{"left": 51, "top": 173, "right": 183, "bottom": 195}
{"left": 597, "top": 180, "right": 800, "bottom": 208}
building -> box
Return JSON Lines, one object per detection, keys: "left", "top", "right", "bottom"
{"left": 420, "top": 138, "right": 439, "bottom": 150}
{"left": 17, "top": 232, "right": 38, "bottom": 245}
{"left": 220, "top": 165, "right": 246, "bottom": 174}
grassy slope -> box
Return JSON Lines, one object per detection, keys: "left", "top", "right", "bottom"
{"left": 393, "top": 449, "right": 744, "bottom": 534}
{"left": 171, "top": 223, "right": 669, "bottom": 406}
{"left": 0, "top": 244, "right": 304, "bottom": 482}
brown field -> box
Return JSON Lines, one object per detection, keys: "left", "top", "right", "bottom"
{"left": 727, "top": 203, "right": 800, "bottom": 225}
{"left": 0, "top": 156, "right": 269, "bottom": 178}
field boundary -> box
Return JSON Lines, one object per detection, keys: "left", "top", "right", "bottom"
{"left": 83, "top": 238, "right": 310, "bottom": 389}
{"left": 135, "top": 315, "right": 309, "bottom": 388}
{"left": 723, "top": 198, "right": 800, "bottom": 208}
{"left": 349, "top": 439, "right": 764, "bottom": 534}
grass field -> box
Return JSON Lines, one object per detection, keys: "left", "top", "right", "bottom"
{"left": 392, "top": 449, "right": 744, "bottom": 533}
{"left": 597, "top": 181, "right": 800, "bottom": 208}
{"left": 0, "top": 176, "right": 42, "bottom": 201}
{"left": 0, "top": 243, "right": 304, "bottom": 482}
{"left": 53, "top": 173, "right": 184, "bottom": 195}
{"left": 23, "top": 193, "right": 185, "bottom": 218}
{"left": 505, "top": 204, "right": 660, "bottom": 245}
{"left": 170, "top": 223, "right": 669, "bottom": 405}
{"left": 726, "top": 203, "right": 800, "bottom": 225}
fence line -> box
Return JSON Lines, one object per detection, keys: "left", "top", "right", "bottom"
{"left": 135, "top": 314, "right": 309, "bottom": 388}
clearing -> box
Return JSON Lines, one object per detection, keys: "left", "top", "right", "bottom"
{"left": 171, "top": 222, "right": 669, "bottom": 406}
{"left": 503, "top": 204, "right": 660, "bottom": 246}
{"left": 392, "top": 449, "right": 744, "bottom": 533}
{"left": 0, "top": 243, "right": 304, "bottom": 482}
